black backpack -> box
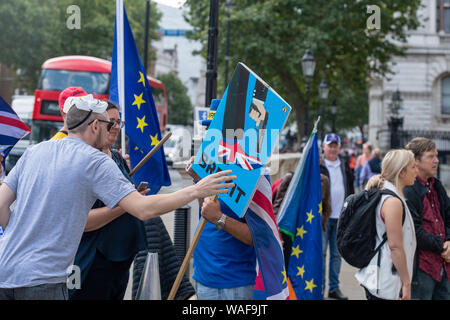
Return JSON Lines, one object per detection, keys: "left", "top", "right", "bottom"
{"left": 337, "top": 187, "right": 405, "bottom": 269}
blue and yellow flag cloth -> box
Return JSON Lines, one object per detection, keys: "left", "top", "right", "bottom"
{"left": 276, "top": 130, "right": 323, "bottom": 300}
{"left": 109, "top": 4, "right": 171, "bottom": 194}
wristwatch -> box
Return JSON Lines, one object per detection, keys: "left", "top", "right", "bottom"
{"left": 215, "top": 213, "right": 227, "bottom": 230}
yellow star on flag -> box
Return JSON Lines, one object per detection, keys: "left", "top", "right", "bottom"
{"left": 132, "top": 92, "right": 146, "bottom": 110}
{"left": 150, "top": 133, "right": 159, "bottom": 146}
{"left": 281, "top": 269, "right": 287, "bottom": 284}
{"left": 138, "top": 71, "right": 146, "bottom": 87}
{"left": 136, "top": 116, "right": 148, "bottom": 133}
{"left": 306, "top": 210, "right": 314, "bottom": 224}
{"left": 296, "top": 225, "right": 307, "bottom": 239}
{"left": 296, "top": 265, "right": 305, "bottom": 278}
{"left": 291, "top": 245, "right": 303, "bottom": 259}
{"left": 305, "top": 279, "right": 317, "bottom": 293}
{"left": 318, "top": 202, "right": 323, "bottom": 215}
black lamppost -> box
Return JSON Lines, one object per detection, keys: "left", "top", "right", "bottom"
{"left": 301, "top": 48, "right": 316, "bottom": 142}
{"left": 330, "top": 99, "right": 337, "bottom": 133}
{"left": 318, "top": 78, "right": 329, "bottom": 141}
{"left": 143, "top": 0, "right": 151, "bottom": 74}
{"left": 388, "top": 89, "right": 404, "bottom": 149}
{"left": 224, "top": 1, "right": 234, "bottom": 88}
{"left": 205, "top": 0, "right": 219, "bottom": 107}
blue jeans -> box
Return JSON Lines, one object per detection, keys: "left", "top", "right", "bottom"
{"left": 322, "top": 218, "right": 342, "bottom": 293}
{"left": 195, "top": 282, "right": 254, "bottom": 300}
{"left": 412, "top": 268, "right": 450, "bottom": 300}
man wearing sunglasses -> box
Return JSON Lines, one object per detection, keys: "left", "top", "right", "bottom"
{"left": 0, "top": 95, "right": 236, "bottom": 300}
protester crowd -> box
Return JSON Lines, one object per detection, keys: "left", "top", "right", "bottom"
{"left": 273, "top": 135, "right": 449, "bottom": 300}
{"left": 0, "top": 86, "right": 449, "bottom": 301}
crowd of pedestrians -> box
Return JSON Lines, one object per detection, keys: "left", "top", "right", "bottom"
{"left": 321, "top": 136, "right": 449, "bottom": 300}
{"left": 0, "top": 86, "right": 448, "bottom": 301}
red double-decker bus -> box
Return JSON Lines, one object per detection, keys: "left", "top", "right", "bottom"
{"left": 31, "top": 55, "right": 168, "bottom": 143}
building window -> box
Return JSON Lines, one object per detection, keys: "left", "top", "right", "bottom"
{"left": 437, "top": 0, "right": 450, "bottom": 33}
{"left": 442, "top": 76, "right": 450, "bottom": 114}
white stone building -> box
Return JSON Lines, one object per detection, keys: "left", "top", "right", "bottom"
{"left": 368, "top": 0, "right": 450, "bottom": 185}
{"left": 152, "top": 3, "right": 206, "bottom": 108}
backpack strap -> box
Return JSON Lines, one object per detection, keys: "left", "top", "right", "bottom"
{"left": 379, "top": 189, "right": 406, "bottom": 225}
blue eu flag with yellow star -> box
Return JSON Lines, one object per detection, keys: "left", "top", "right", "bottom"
{"left": 110, "top": 4, "right": 171, "bottom": 194}
{"left": 276, "top": 131, "right": 323, "bottom": 300}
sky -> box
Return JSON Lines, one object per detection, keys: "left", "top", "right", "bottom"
{"left": 152, "top": 0, "right": 186, "bottom": 8}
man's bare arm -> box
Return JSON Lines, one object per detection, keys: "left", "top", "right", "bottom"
{"left": 201, "top": 196, "right": 253, "bottom": 246}
{"left": 118, "top": 170, "right": 236, "bottom": 221}
{"left": 84, "top": 188, "right": 150, "bottom": 232}
{"left": 0, "top": 184, "right": 16, "bottom": 229}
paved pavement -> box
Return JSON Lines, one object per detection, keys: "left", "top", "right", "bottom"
{"left": 324, "top": 257, "right": 365, "bottom": 300}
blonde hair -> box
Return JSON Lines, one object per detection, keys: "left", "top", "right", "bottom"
{"left": 365, "top": 149, "right": 415, "bottom": 198}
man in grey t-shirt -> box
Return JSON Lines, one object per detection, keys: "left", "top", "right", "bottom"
{"left": 0, "top": 95, "right": 235, "bottom": 300}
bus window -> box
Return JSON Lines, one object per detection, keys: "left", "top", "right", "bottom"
{"left": 40, "top": 100, "right": 60, "bottom": 117}
{"left": 30, "top": 120, "right": 63, "bottom": 144}
{"left": 38, "top": 69, "right": 110, "bottom": 94}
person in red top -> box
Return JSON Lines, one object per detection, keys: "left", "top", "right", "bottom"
{"left": 404, "top": 137, "right": 450, "bottom": 300}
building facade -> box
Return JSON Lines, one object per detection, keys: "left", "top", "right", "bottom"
{"left": 368, "top": 0, "right": 450, "bottom": 186}
{"left": 152, "top": 3, "right": 206, "bottom": 109}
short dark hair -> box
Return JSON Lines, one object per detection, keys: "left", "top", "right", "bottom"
{"left": 405, "top": 137, "right": 436, "bottom": 160}
{"left": 106, "top": 100, "right": 119, "bottom": 111}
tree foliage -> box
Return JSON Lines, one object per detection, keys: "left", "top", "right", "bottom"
{"left": 158, "top": 72, "right": 193, "bottom": 126}
{"left": 183, "top": 0, "right": 422, "bottom": 141}
{"left": 0, "top": 0, "right": 161, "bottom": 91}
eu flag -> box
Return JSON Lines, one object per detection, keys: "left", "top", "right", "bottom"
{"left": 109, "top": 2, "right": 171, "bottom": 194}
{"left": 277, "top": 132, "right": 323, "bottom": 300}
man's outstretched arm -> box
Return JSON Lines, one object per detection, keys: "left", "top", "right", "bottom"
{"left": 118, "top": 170, "right": 236, "bottom": 221}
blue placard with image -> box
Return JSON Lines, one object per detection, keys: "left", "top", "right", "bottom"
{"left": 191, "top": 62, "right": 291, "bottom": 218}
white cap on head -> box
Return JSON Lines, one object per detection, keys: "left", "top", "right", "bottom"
{"left": 63, "top": 94, "right": 108, "bottom": 114}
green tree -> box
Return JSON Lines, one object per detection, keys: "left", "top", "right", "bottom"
{"left": 184, "top": 0, "right": 422, "bottom": 141}
{"left": 157, "top": 72, "right": 193, "bottom": 125}
{"left": 0, "top": 0, "right": 161, "bottom": 91}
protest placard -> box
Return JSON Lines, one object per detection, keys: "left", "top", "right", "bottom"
{"left": 191, "top": 62, "right": 291, "bottom": 218}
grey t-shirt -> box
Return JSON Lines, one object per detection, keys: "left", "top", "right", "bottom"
{"left": 0, "top": 137, "right": 136, "bottom": 288}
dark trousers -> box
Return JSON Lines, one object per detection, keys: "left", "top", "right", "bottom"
{"left": 0, "top": 283, "right": 68, "bottom": 300}
{"left": 412, "top": 268, "right": 450, "bottom": 300}
{"left": 70, "top": 251, "right": 132, "bottom": 300}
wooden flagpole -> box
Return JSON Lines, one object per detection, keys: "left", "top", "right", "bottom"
{"left": 167, "top": 216, "right": 207, "bottom": 300}
{"left": 128, "top": 131, "right": 172, "bottom": 178}
{"left": 167, "top": 195, "right": 217, "bottom": 300}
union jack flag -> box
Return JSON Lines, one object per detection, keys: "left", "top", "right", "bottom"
{"left": 0, "top": 96, "right": 31, "bottom": 163}
{"left": 218, "top": 139, "right": 262, "bottom": 171}
{"left": 245, "top": 172, "right": 290, "bottom": 300}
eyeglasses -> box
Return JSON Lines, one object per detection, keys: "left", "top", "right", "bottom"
{"left": 110, "top": 119, "right": 125, "bottom": 128}
{"left": 88, "top": 119, "right": 115, "bottom": 132}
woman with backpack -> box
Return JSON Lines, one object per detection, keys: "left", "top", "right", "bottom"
{"left": 355, "top": 149, "right": 418, "bottom": 300}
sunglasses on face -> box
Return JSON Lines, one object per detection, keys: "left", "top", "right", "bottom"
{"left": 88, "top": 118, "right": 115, "bottom": 132}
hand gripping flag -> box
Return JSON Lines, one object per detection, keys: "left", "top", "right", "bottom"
{"left": 276, "top": 122, "right": 323, "bottom": 300}
{"left": 245, "top": 172, "right": 289, "bottom": 300}
{"left": 110, "top": 1, "right": 171, "bottom": 193}
{"left": 0, "top": 96, "right": 31, "bottom": 169}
